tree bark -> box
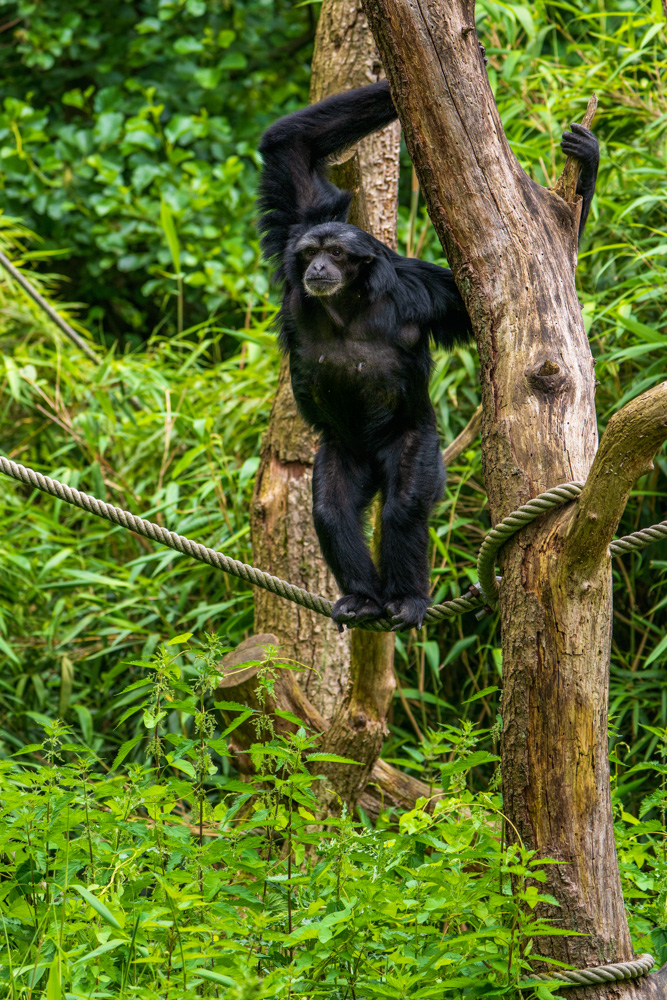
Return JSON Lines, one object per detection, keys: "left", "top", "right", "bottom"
{"left": 215, "top": 635, "right": 432, "bottom": 820}
{"left": 361, "top": 0, "right": 666, "bottom": 994}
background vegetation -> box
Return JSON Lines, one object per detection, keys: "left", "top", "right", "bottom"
{"left": 0, "top": 0, "right": 665, "bottom": 996}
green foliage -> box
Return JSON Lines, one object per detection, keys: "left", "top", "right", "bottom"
{"left": 0, "top": 0, "right": 664, "bottom": 779}
{"left": 0, "top": 215, "right": 279, "bottom": 754}
{"left": 0, "top": 1, "right": 667, "bottom": 990}
{"left": 0, "top": 641, "right": 598, "bottom": 997}
{"left": 0, "top": 0, "right": 314, "bottom": 335}
{"left": 2, "top": 640, "right": 666, "bottom": 997}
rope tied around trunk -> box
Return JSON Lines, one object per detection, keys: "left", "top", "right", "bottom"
{"left": 476, "top": 481, "right": 667, "bottom": 608}
{"left": 526, "top": 951, "right": 654, "bottom": 986}
{"left": 1, "top": 457, "right": 666, "bottom": 631}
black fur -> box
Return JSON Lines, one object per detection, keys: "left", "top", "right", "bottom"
{"left": 258, "top": 83, "right": 599, "bottom": 631}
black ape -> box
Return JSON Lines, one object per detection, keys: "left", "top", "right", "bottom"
{"left": 258, "top": 82, "right": 599, "bottom": 631}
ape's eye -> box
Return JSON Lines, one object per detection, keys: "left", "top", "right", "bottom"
{"left": 330, "top": 248, "right": 342, "bottom": 258}
{"left": 304, "top": 248, "right": 317, "bottom": 258}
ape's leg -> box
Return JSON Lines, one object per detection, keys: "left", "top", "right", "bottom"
{"left": 312, "top": 442, "right": 383, "bottom": 627}
{"left": 378, "top": 427, "right": 445, "bottom": 631}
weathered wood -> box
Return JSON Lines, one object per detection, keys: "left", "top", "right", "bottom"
{"left": 361, "top": 0, "right": 666, "bottom": 993}
{"left": 565, "top": 381, "right": 667, "bottom": 571}
{"left": 251, "top": 365, "right": 351, "bottom": 717}
{"left": 214, "top": 635, "right": 432, "bottom": 821}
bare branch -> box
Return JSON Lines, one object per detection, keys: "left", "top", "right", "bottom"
{"left": 564, "top": 381, "right": 667, "bottom": 570}
{"left": 442, "top": 404, "right": 482, "bottom": 465}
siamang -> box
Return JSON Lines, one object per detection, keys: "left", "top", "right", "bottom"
{"left": 258, "top": 82, "right": 599, "bottom": 631}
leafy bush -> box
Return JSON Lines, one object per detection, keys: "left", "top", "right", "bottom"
{"left": 0, "top": 0, "right": 313, "bottom": 336}
{"left": 3, "top": 636, "right": 664, "bottom": 999}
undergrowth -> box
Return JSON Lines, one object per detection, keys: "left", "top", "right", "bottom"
{"left": 2, "top": 636, "right": 666, "bottom": 999}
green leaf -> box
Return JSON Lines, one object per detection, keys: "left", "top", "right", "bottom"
{"left": 166, "top": 632, "right": 193, "bottom": 645}
{"left": 72, "top": 939, "right": 127, "bottom": 966}
{"left": 160, "top": 197, "right": 181, "bottom": 276}
{"left": 46, "top": 958, "right": 61, "bottom": 1000}
{"left": 461, "top": 686, "right": 499, "bottom": 705}
{"left": 93, "top": 111, "right": 124, "bottom": 146}
{"left": 194, "top": 67, "right": 221, "bottom": 90}
{"left": 72, "top": 886, "right": 123, "bottom": 929}
{"left": 275, "top": 708, "right": 312, "bottom": 728}
{"left": 219, "top": 710, "right": 254, "bottom": 737}
{"left": 167, "top": 757, "right": 196, "bottom": 778}
{"left": 194, "top": 968, "right": 237, "bottom": 987}
{"left": 11, "top": 744, "right": 43, "bottom": 755}
{"left": 111, "top": 735, "right": 143, "bottom": 770}
{"left": 58, "top": 655, "right": 74, "bottom": 718}
{"left": 307, "top": 753, "right": 361, "bottom": 765}
{"left": 440, "top": 751, "right": 500, "bottom": 776}
{"left": 645, "top": 632, "right": 667, "bottom": 667}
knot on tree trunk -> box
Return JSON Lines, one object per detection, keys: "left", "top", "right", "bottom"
{"left": 526, "top": 358, "right": 571, "bottom": 396}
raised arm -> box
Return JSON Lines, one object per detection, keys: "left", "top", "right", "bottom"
{"left": 257, "top": 82, "right": 397, "bottom": 265}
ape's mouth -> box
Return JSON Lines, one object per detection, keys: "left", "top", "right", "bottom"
{"left": 304, "top": 278, "right": 341, "bottom": 297}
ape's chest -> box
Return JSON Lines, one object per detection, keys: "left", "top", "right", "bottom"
{"left": 300, "top": 338, "right": 400, "bottom": 382}
{"left": 293, "top": 337, "right": 406, "bottom": 415}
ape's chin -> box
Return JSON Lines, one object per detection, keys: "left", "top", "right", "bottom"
{"left": 304, "top": 279, "right": 341, "bottom": 297}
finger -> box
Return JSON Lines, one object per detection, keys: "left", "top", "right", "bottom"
{"left": 570, "top": 123, "right": 593, "bottom": 136}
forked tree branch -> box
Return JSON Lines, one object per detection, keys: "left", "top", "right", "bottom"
{"left": 564, "top": 380, "right": 667, "bottom": 570}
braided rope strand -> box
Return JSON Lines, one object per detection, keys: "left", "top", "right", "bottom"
{"left": 477, "top": 483, "right": 585, "bottom": 605}
{"left": 2, "top": 457, "right": 667, "bottom": 631}
{"left": 528, "top": 952, "right": 654, "bottom": 985}
{"left": 477, "top": 482, "right": 667, "bottom": 608}
{"left": 0, "top": 457, "right": 485, "bottom": 630}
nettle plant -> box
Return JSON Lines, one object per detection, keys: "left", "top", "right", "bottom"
{"left": 1, "top": 634, "right": 665, "bottom": 998}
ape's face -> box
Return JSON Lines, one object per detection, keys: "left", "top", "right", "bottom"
{"left": 295, "top": 227, "right": 370, "bottom": 298}
{"left": 302, "top": 244, "right": 350, "bottom": 296}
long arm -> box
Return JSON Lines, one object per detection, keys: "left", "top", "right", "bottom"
{"left": 258, "top": 82, "right": 397, "bottom": 266}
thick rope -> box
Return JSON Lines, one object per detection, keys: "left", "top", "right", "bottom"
{"left": 1, "top": 458, "right": 666, "bottom": 631}
{"left": 527, "top": 952, "right": 654, "bottom": 986}
{"left": 478, "top": 482, "right": 667, "bottom": 608}
{"left": 0, "top": 457, "right": 484, "bottom": 631}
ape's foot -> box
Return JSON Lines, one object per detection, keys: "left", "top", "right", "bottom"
{"left": 386, "top": 596, "right": 429, "bottom": 632}
{"left": 332, "top": 593, "right": 385, "bottom": 630}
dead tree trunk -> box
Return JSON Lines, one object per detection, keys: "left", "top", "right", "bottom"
{"left": 250, "top": 0, "right": 401, "bottom": 809}
{"left": 361, "top": 0, "right": 667, "bottom": 995}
